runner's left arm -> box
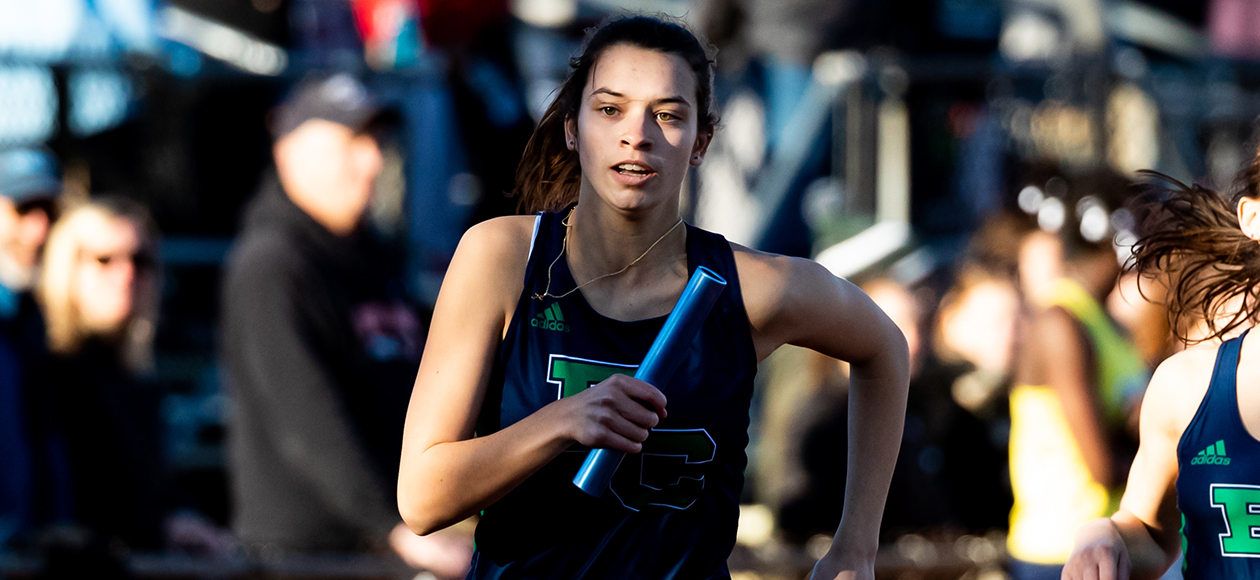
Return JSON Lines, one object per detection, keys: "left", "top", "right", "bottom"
{"left": 739, "top": 250, "right": 910, "bottom": 580}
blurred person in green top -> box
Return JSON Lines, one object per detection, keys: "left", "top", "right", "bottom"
{"left": 1006, "top": 171, "right": 1150, "bottom": 580}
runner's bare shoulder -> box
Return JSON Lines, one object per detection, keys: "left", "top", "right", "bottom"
{"left": 1146, "top": 344, "right": 1219, "bottom": 438}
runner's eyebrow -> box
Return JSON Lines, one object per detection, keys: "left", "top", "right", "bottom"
{"left": 653, "top": 96, "right": 692, "bottom": 108}
{"left": 590, "top": 88, "right": 625, "bottom": 99}
{"left": 590, "top": 88, "right": 693, "bottom": 108}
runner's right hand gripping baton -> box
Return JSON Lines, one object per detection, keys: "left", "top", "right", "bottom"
{"left": 572, "top": 266, "right": 727, "bottom": 497}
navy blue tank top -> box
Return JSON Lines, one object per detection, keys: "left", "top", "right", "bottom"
{"left": 468, "top": 210, "right": 758, "bottom": 579}
{"left": 1176, "top": 329, "right": 1260, "bottom": 579}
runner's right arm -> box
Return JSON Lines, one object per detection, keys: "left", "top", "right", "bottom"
{"left": 396, "top": 217, "right": 666, "bottom": 535}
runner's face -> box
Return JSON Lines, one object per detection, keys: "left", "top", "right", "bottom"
{"left": 568, "top": 44, "right": 710, "bottom": 213}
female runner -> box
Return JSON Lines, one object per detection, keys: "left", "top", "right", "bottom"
{"left": 1064, "top": 167, "right": 1260, "bottom": 579}
{"left": 397, "top": 16, "right": 910, "bottom": 580}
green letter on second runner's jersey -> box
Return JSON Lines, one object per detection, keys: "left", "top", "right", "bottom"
{"left": 1211, "top": 484, "right": 1260, "bottom": 556}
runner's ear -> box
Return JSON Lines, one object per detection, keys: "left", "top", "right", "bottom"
{"left": 1238, "top": 196, "right": 1260, "bottom": 241}
{"left": 689, "top": 128, "right": 712, "bottom": 167}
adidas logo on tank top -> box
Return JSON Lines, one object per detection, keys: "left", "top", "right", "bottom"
{"left": 1191, "top": 439, "right": 1231, "bottom": 466}
{"left": 530, "top": 302, "right": 570, "bottom": 332}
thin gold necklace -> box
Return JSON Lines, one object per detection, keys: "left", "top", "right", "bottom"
{"left": 533, "top": 207, "right": 685, "bottom": 301}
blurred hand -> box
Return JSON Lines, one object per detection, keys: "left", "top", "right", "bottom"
{"left": 554, "top": 374, "right": 667, "bottom": 453}
{"left": 164, "top": 511, "right": 240, "bottom": 558}
{"left": 1064, "top": 518, "right": 1130, "bottom": 580}
{"left": 389, "top": 522, "right": 473, "bottom": 579}
{"left": 807, "top": 551, "right": 875, "bottom": 580}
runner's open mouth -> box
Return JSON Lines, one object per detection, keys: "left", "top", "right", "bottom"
{"left": 613, "top": 162, "right": 656, "bottom": 176}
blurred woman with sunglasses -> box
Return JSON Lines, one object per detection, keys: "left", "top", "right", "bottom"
{"left": 41, "top": 197, "right": 159, "bottom": 374}
{"left": 30, "top": 196, "right": 165, "bottom": 549}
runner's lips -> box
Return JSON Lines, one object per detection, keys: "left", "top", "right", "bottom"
{"left": 611, "top": 160, "right": 657, "bottom": 175}
{"left": 610, "top": 160, "right": 657, "bottom": 186}
{"left": 610, "top": 162, "right": 656, "bottom": 186}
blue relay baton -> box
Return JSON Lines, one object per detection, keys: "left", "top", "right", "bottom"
{"left": 572, "top": 266, "right": 727, "bottom": 497}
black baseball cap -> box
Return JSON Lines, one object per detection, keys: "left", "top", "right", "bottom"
{"left": 0, "top": 147, "right": 60, "bottom": 204}
{"left": 270, "top": 73, "right": 399, "bottom": 139}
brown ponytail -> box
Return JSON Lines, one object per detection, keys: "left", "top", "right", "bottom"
{"left": 1128, "top": 170, "right": 1260, "bottom": 342}
{"left": 514, "top": 94, "right": 584, "bottom": 214}
{"left": 512, "top": 15, "right": 719, "bottom": 214}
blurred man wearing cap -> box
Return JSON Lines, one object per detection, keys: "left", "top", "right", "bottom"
{"left": 0, "top": 147, "right": 60, "bottom": 545}
{"left": 0, "top": 148, "right": 59, "bottom": 316}
{"left": 220, "top": 74, "right": 471, "bottom": 577}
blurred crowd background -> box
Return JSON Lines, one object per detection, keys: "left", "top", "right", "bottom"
{"left": 0, "top": 0, "right": 1254, "bottom": 579}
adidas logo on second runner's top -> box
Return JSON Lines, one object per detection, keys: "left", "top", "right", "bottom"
{"left": 532, "top": 303, "right": 570, "bottom": 332}
{"left": 1192, "top": 440, "right": 1231, "bottom": 466}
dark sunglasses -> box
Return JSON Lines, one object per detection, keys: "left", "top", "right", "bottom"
{"left": 87, "top": 251, "right": 157, "bottom": 270}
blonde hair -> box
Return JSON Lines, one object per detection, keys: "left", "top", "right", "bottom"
{"left": 38, "top": 197, "right": 160, "bottom": 373}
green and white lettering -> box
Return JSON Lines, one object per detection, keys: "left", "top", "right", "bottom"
{"left": 611, "top": 429, "right": 716, "bottom": 511}
{"left": 1211, "top": 484, "right": 1260, "bottom": 557}
{"left": 546, "top": 354, "right": 717, "bottom": 511}
{"left": 547, "top": 354, "right": 636, "bottom": 399}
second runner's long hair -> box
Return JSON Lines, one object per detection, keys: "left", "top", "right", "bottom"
{"left": 1129, "top": 163, "right": 1260, "bottom": 342}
